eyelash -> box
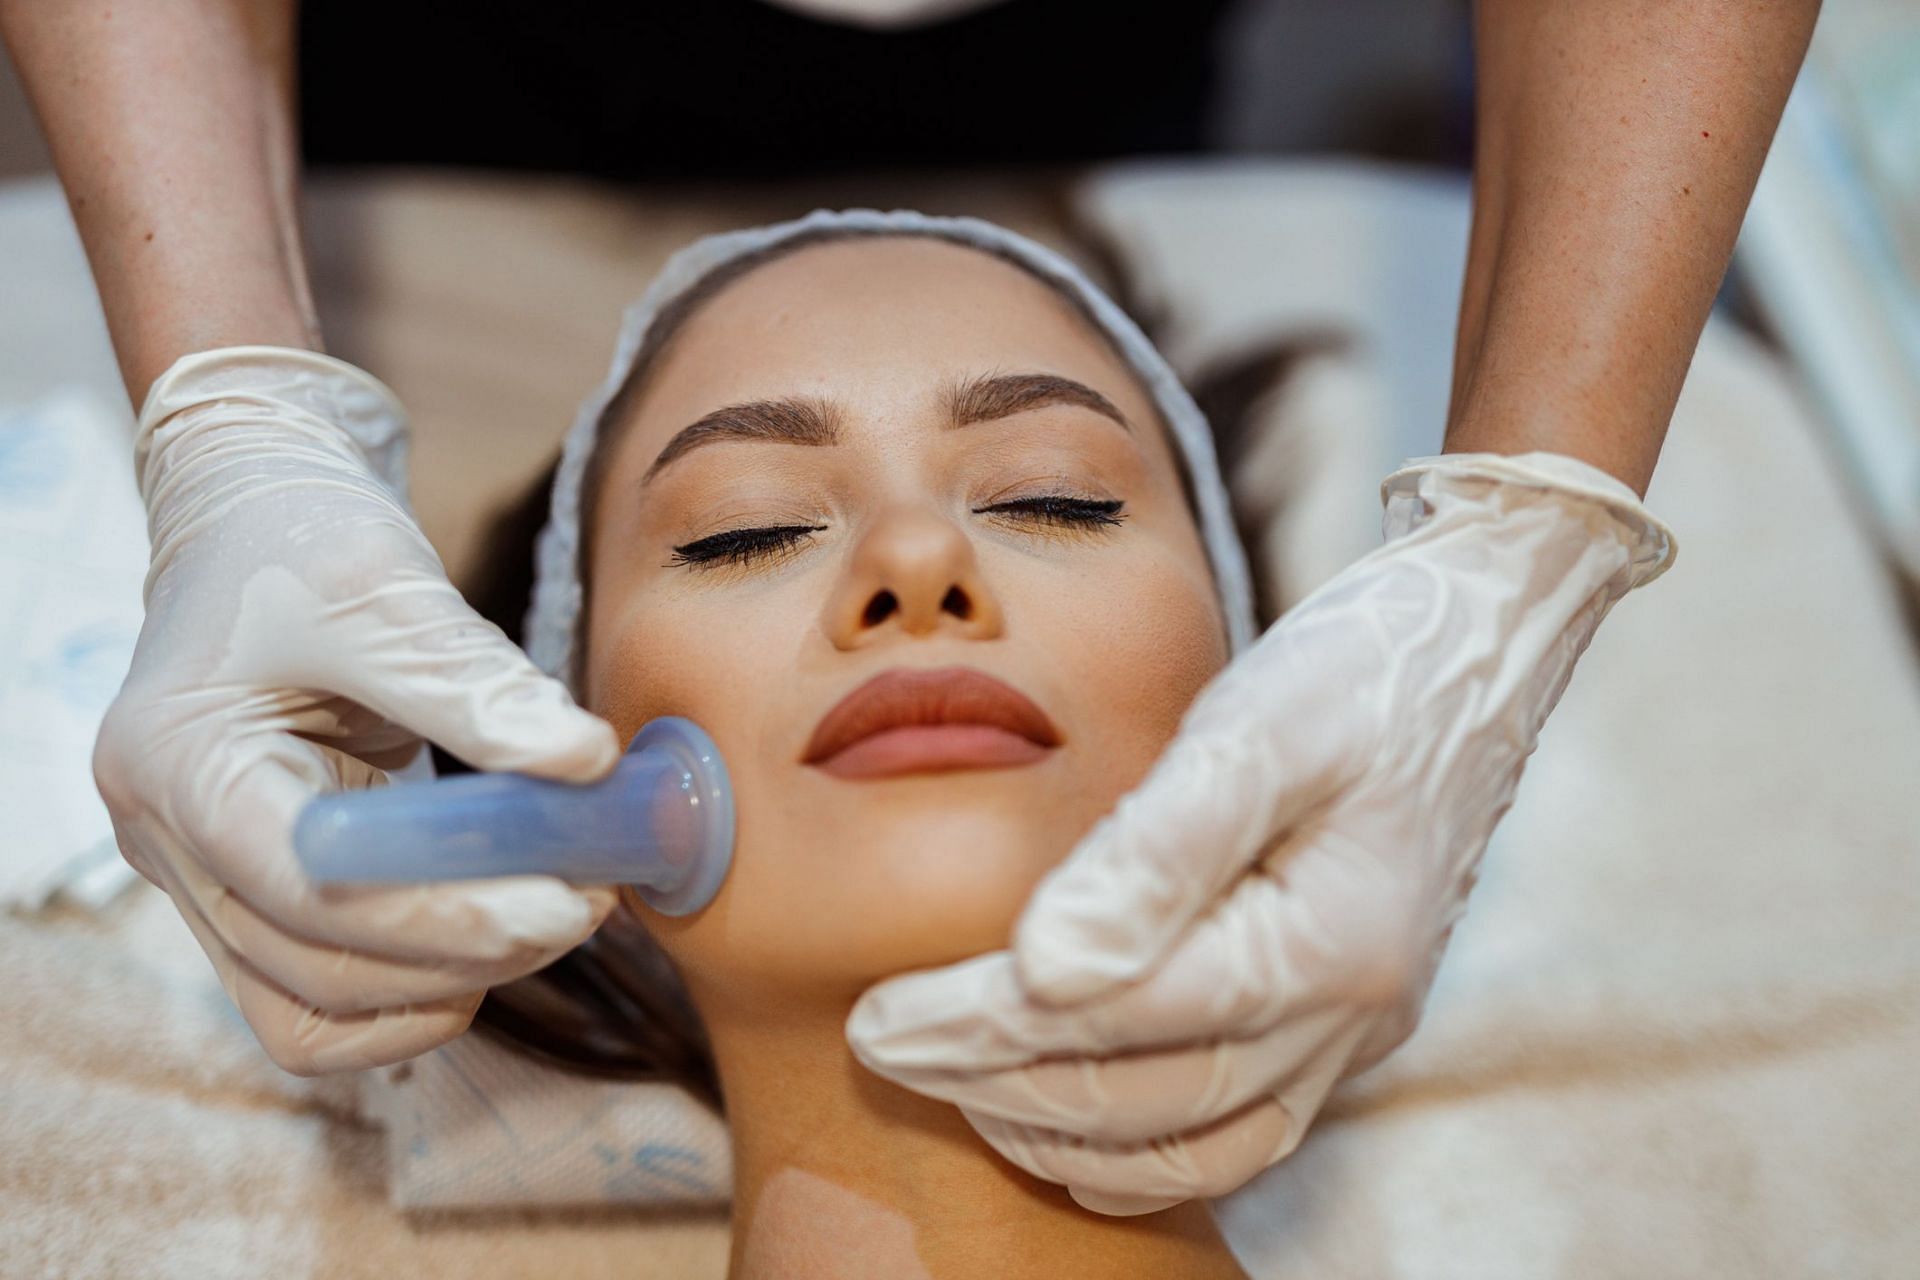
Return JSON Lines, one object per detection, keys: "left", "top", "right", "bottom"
{"left": 666, "top": 496, "right": 1126, "bottom": 570}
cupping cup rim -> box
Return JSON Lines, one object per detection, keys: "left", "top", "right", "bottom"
{"left": 626, "top": 716, "right": 736, "bottom": 917}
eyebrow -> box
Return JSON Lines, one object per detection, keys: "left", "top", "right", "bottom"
{"left": 944, "top": 371, "right": 1133, "bottom": 435}
{"left": 642, "top": 396, "right": 842, "bottom": 483}
{"left": 640, "top": 372, "right": 1131, "bottom": 484}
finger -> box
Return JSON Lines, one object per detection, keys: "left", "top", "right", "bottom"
{"left": 852, "top": 873, "right": 1317, "bottom": 1073}
{"left": 185, "top": 864, "right": 605, "bottom": 1013}
{"left": 161, "top": 860, "right": 482, "bottom": 1074}
{"left": 176, "top": 743, "right": 616, "bottom": 965}
{"left": 234, "top": 965, "right": 483, "bottom": 1076}
{"left": 847, "top": 952, "right": 1030, "bottom": 1070}
{"left": 863, "top": 1002, "right": 1370, "bottom": 1145}
{"left": 107, "top": 821, "right": 163, "bottom": 891}
{"left": 1069, "top": 1187, "right": 1187, "bottom": 1217}
{"left": 1013, "top": 623, "right": 1359, "bottom": 1004}
{"left": 857, "top": 836, "right": 1417, "bottom": 1070}
{"left": 289, "top": 558, "right": 618, "bottom": 782}
{"left": 965, "top": 1093, "right": 1296, "bottom": 1206}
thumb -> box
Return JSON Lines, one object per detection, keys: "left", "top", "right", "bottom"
{"left": 1015, "top": 677, "right": 1350, "bottom": 1006}
{"left": 295, "top": 559, "right": 619, "bottom": 781}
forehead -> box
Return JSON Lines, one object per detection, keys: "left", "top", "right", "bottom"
{"left": 630, "top": 235, "right": 1166, "bottom": 433}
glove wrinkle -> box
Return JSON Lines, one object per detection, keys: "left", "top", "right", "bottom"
{"left": 97, "top": 346, "right": 617, "bottom": 1076}
{"left": 850, "top": 450, "right": 1676, "bottom": 1210}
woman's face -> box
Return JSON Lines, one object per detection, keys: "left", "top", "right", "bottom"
{"left": 583, "top": 235, "right": 1227, "bottom": 1010}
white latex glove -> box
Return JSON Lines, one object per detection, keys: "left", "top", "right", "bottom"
{"left": 94, "top": 347, "right": 621, "bottom": 1075}
{"left": 847, "top": 451, "right": 1674, "bottom": 1213}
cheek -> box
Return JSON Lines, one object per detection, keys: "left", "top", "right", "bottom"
{"left": 587, "top": 597, "right": 723, "bottom": 742}
{"left": 584, "top": 541, "right": 1230, "bottom": 1012}
{"left": 1040, "top": 552, "right": 1228, "bottom": 793}
{"left": 587, "top": 578, "right": 853, "bottom": 999}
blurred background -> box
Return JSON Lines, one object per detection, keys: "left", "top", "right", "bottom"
{"left": 1, "top": 3, "right": 1916, "bottom": 1278}
{"left": 0, "top": 0, "right": 1477, "bottom": 182}
{"left": 3, "top": 0, "right": 1916, "bottom": 597}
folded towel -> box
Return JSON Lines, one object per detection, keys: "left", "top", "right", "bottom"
{"left": 362, "top": 1033, "right": 731, "bottom": 1211}
{"left": 0, "top": 880, "right": 732, "bottom": 1279}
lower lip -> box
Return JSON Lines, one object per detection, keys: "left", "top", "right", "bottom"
{"left": 811, "top": 724, "right": 1054, "bottom": 780}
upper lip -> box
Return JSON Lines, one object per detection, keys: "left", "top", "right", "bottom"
{"left": 802, "top": 666, "right": 1063, "bottom": 766}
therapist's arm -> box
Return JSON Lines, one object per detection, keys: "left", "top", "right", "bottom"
{"left": 0, "top": 0, "right": 314, "bottom": 404}
{"left": 1451, "top": 0, "right": 1820, "bottom": 495}
{"left": 3, "top": 0, "right": 622, "bottom": 1078}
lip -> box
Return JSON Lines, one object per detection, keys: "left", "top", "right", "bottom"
{"left": 802, "top": 666, "right": 1063, "bottom": 780}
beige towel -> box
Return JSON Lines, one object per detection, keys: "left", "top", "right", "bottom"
{"left": 0, "top": 886, "right": 732, "bottom": 1279}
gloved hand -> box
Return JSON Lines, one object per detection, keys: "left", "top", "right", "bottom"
{"left": 95, "top": 346, "right": 620, "bottom": 1076}
{"left": 847, "top": 451, "right": 1674, "bottom": 1213}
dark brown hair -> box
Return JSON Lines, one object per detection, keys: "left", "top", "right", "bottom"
{"left": 459, "top": 464, "right": 723, "bottom": 1109}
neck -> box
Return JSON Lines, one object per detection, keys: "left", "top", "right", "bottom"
{"left": 697, "top": 985, "right": 1244, "bottom": 1280}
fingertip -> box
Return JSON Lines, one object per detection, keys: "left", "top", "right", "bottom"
{"left": 463, "top": 877, "right": 607, "bottom": 950}
{"left": 1069, "top": 1187, "right": 1185, "bottom": 1217}
{"left": 559, "top": 709, "right": 622, "bottom": 780}
{"left": 842, "top": 986, "right": 888, "bottom": 1057}
{"left": 841, "top": 965, "right": 974, "bottom": 1069}
{"left": 843, "top": 1006, "right": 893, "bottom": 1076}
{"left": 847, "top": 950, "right": 1047, "bottom": 1077}
{"left": 489, "top": 699, "right": 620, "bottom": 782}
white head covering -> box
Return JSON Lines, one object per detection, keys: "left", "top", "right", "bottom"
{"left": 525, "top": 208, "right": 1257, "bottom": 681}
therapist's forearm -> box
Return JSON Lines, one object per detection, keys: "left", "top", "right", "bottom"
{"left": 0, "top": 0, "right": 315, "bottom": 406}
{"left": 1450, "top": 0, "right": 1819, "bottom": 495}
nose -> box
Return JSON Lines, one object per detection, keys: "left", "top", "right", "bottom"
{"left": 823, "top": 506, "right": 1005, "bottom": 649}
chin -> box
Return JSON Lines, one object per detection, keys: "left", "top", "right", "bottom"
{"left": 663, "top": 783, "right": 1086, "bottom": 999}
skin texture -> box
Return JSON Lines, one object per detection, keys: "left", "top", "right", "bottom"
{"left": 0, "top": 0, "right": 316, "bottom": 403}
{"left": 582, "top": 237, "right": 1244, "bottom": 1278}
{"left": 1449, "top": 0, "right": 1821, "bottom": 494}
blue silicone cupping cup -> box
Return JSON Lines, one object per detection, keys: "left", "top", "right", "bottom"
{"left": 292, "top": 716, "right": 735, "bottom": 916}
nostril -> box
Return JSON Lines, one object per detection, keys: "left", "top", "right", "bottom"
{"left": 863, "top": 590, "right": 898, "bottom": 627}
{"left": 941, "top": 586, "right": 972, "bottom": 620}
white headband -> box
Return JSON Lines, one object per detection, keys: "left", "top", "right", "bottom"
{"left": 525, "top": 208, "right": 1258, "bottom": 681}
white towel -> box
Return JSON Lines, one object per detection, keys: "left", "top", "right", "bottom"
{"left": 0, "top": 385, "right": 144, "bottom": 911}
{"left": 362, "top": 1033, "right": 731, "bottom": 1211}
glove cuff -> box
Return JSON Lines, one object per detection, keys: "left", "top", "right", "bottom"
{"left": 134, "top": 346, "right": 412, "bottom": 507}
{"left": 1380, "top": 451, "right": 1677, "bottom": 590}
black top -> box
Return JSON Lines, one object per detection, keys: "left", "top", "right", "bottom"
{"left": 299, "top": 0, "right": 1231, "bottom": 178}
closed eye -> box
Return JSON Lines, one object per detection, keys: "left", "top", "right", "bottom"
{"left": 667, "top": 524, "right": 825, "bottom": 570}
{"left": 972, "top": 495, "right": 1126, "bottom": 530}
{"left": 665, "top": 496, "right": 1124, "bottom": 572}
